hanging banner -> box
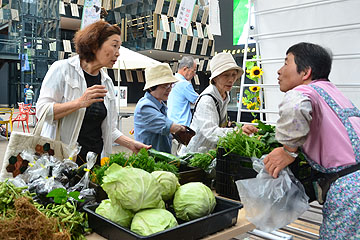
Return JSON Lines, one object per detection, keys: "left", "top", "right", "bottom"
{"left": 175, "top": 0, "right": 196, "bottom": 29}
{"left": 209, "top": 0, "right": 221, "bottom": 36}
{"left": 81, "top": 0, "right": 101, "bottom": 29}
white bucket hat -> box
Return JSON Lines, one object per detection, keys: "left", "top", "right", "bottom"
{"left": 143, "top": 63, "right": 178, "bottom": 90}
{"left": 209, "top": 52, "right": 244, "bottom": 81}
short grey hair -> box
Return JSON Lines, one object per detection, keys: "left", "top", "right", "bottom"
{"left": 178, "top": 56, "right": 195, "bottom": 70}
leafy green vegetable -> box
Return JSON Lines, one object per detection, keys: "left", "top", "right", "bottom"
{"left": 95, "top": 199, "right": 134, "bottom": 228}
{"left": 46, "top": 188, "right": 84, "bottom": 204}
{"left": 93, "top": 149, "right": 178, "bottom": 185}
{"left": 131, "top": 209, "right": 178, "bottom": 236}
{"left": 173, "top": 182, "right": 216, "bottom": 221}
{"left": 188, "top": 150, "right": 217, "bottom": 171}
{"left": 101, "top": 164, "right": 162, "bottom": 212}
{"left": 151, "top": 171, "right": 180, "bottom": 201}
{"left": 217, "top": 121, "right": 283, "bottom": 158}
{"left": 217, "top": 127, "right": 270, "bottom": 158}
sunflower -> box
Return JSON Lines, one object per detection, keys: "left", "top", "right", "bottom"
{"left": 257, "top": 96, "right": 261, "bottom": 103}
{"left": 249, "top": 66, "right": 263, "bottom": 79}
{"left": 251, "top": 119, "right": 259, "bottom": 123}
{"left": 249, "top": 86, "right": 260, "bottom": 92}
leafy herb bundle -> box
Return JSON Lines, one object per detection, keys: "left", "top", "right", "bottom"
{"left": 217, "top": 124, "right": 272, "bottom": 158}
{"left": 188, "top": 150, "right": 217, "bottom": 171}
{"left": 93, "top": 149, "right": 178, "bottom": 185}
{"left": 254, "top": 121, "right": 282, "bottom": 151}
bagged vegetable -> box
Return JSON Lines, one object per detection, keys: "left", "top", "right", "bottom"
{"left": 95, "top": 199, "right": 134, "bottom": 228}
{"left": 173, "top": 182, "right": 216, "bottom": 221}
{"left": 236, "top": 155, "right": 309, "bottom": 232}
{"left": 130, "top": 209, "right": 178, "bottom": 236}
{"left": 102, "top": 164, "right": 162, "bottom": 212}
{"left": 151, "top": 171, "right": 179, "bottom": 201}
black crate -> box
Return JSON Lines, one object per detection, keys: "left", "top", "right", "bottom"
{"left": 83, "top": 197, "right": 242, "bottom": 240}
{"left": 178, "top": 165, "right": 206, "bottom": 185}
{"left": 215, "top": 148, "right": 257, "bottom": 200}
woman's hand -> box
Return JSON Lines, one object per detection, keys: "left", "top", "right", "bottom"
{"left": 263, "top": 147, "right": 296, "bottom": 178}
{"left": 241, "top": 124, "right": 258, "bottom": 135}
{"left": 77, "top": 85, "right": 108, "bottom": 108}
{"left": 129, "top": 140, "right": 152, "bottom": 154}
{"left": 170, "top": 123, "right": 186, "bottom": 134}
{"left": 115, "top": 135, "right": 151, "bottom": 153}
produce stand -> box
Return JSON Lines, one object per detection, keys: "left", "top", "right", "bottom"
{"left": 85, "top": 196, "right": 255, "bottom": 240}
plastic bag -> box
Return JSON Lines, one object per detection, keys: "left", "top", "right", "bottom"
{"left": 236, "top": 155, "right": 309, "bottom": 232}
{"left": 68, "top": 151, "right": 97, "bottom": 197}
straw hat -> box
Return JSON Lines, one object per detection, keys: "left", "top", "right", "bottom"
{"left": 143, "top": 63, "right": 178, "bottom": 90}
{"left": 209, "top": 52, "right": 244, "bottom": 81}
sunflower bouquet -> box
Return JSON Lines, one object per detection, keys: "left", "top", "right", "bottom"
{"left": 242, "top": 56, "right": 263, "bottom": 118}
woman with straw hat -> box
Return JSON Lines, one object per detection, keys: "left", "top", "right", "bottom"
{"left": 134, "top": 63, "right": 186, "bottom": 153}
{"left": 180, "top": 52, "right": 258, "bottom": 154}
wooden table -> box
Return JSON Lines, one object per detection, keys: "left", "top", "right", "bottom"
{"left": 85, "top": 206, "right": 255, "bottom": 240}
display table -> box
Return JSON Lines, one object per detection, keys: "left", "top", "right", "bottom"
{"left": 85, "top": 206, "right": 255, "bottom": 240}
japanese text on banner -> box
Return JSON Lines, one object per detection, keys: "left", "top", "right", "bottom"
{"left": 175, "top": 0, "right": 196, "bottom": 29}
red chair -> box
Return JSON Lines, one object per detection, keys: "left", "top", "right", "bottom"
{"left": 12, "top": 105, "right": 30, "bottom": 133}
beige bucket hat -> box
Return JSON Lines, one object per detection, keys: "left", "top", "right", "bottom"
{"left": 209, "top": 52, "right": 244, "bottom": 80}
{"left": 143, "top": 63, "right": 178, "bottom": 90}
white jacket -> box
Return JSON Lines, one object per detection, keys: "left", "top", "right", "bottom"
{"left": 36, "top": 55, "right": 123, "bottom": 158}
{"left": 179, "top": 84, "right": 233, "bottom": 154}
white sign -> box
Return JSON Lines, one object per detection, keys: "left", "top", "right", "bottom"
{"left": 175, "top": 0, "right": 196, "bottom": 29}
{"left": 209, "top": 0, "right": 221, "bottom": 36}
{"left": 81, "top": 0, "right": 101, "bottom": 29}
{"left": 117, "top": 86, "right": 128, "bottom": 108}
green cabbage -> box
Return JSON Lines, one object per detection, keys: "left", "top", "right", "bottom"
{"left": 131, "top": 209, "right": 178, "bottom": 236}
{"left": 151, "top": 171, "right": 180, "bottom": 201}
{"left": 102, "top": 164, "right": 162, "bottom": 212}
{"left": 95, "top": 199, "right": 134, "bottom": 228}
{"left": 173, "top": 182, "right": 216, "bottom": 221}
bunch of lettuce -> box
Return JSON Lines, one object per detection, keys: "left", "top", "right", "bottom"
{"left": 101, "top": 164, "right": 162, "bottom": 212}
{"left": 173, "top": 182, "right": 216, "bottom": 221}
{"left": 131, "top": 209, "right": 178, "bottom": 236}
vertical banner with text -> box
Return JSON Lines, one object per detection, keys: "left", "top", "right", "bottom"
{"left": 81, "top": 0, "right": 101, "bottom": 29}
{"left": 209, "top": 0, "right": 221, "bottom": 36}
{"left": 175, "top": 0, "right": 196, "bottom": 29}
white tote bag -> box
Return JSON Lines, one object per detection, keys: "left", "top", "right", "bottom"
{"left": 0, "top": 105, "right": 79, "bottom": 181}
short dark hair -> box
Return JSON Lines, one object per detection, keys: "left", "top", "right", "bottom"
{"left": 286, "top": 42, "right": 332, "bottom": 80}
{"left": 146, "top": 86, "right": 158, "bottom": 92}
{"left": 73, "top": 21, "right": 121, "bottom": 62}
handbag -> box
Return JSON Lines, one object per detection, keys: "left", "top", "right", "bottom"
{"left": 0, "top": 105, "right": 79, "bottom": 181}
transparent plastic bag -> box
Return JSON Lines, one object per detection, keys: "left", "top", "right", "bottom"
{"left": 235, "top": 155, "right": 309, "bottom": 232}
{"left": 68, "top": 152, "right": 97, "bottom": 198}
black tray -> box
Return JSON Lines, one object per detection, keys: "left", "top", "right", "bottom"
{"left": 178, "top": 165, "right": 205, "bottom": 185}
{"left": 83, "top": 197, "right": 242, "bottom": 240}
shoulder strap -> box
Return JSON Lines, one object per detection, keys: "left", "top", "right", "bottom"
{"left": 192, "top": 93, "right": 221, "bottom": 126}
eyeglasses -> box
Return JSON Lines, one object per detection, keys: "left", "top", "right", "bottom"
{"left": 160, "top": 83, "right": 174, "bottom": 90}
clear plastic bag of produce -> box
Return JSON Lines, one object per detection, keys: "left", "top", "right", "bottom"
{"left": 235, "top": 155, "right": 309, "bottom": 232}
{"left": 68, "top": 151, "right": 97, "bottom": 198}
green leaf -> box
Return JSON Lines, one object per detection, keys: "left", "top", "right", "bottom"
{"left": 54, "top": 195, "right": 68, "bottom": 204}
{"left": 69, "top": 191, "right": 84, "bottom": 202}
{"left": 46, "top": 188, "right": 67, "bottom": 198}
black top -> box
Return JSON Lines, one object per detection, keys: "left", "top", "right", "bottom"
{"left": 77, "top": 70, "right": 107, "bottom": 163}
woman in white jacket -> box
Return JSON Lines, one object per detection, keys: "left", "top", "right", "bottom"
{"left": 36, "top": 21, "right": 150, "bottom": 165}
{"left": 180, "top": 52, "right": 257, "bottom": 154}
